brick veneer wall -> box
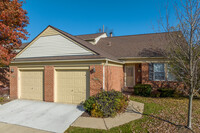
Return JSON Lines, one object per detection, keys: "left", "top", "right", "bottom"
{"left": 10, "top": 66, "right": 18, "bottom": 98}
{"left": 105, "top": 65, "right": 124, "bottom": 91}
{"left": 141, "top": 63, "right": 185, "bottom": 91}
{"left": 89, "top": 65, "right": 124, "bottom": 96}
{"left": 10, "top": 64, "right": 125, "bottom": 101}
{"left": 44, "top": 66, "right": 54, "bottom": 102}
{"left": 9, "top": 66, "right": 55, "bottom": 101}
{"left": 90, "top": 65, "right": 103, "bottom": 96}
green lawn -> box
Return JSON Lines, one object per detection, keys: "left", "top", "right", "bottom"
{"left": 66, "top": 96, "right": 200, "bottom": 133}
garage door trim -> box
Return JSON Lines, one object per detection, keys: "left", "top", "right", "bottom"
{"left": 54, "top": 66, "right": 90, "bottom": 104}
{"left": 18, "top": 67, "right": 44, "bottom": 100}
{"left": 55, "top": 66, "right": 89, "bottom": 70}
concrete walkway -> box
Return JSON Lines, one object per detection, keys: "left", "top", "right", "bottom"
{"left": 0, "top": 122, "right": 50, "bottom": 133}
{"left": 71, "top": 100, "right": 144, "bottom": 130}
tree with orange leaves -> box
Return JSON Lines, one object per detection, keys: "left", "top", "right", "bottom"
{"left": 0, "top": 0, "right": 29, "bottom": 65}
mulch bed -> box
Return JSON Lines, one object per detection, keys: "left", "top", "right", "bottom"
{"left": 81, "top": 111, "right": 91, "bottom": 117}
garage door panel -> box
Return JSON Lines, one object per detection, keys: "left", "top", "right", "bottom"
{"left": 73, "top": 93, "right": 86, "bottom": 104}
{"left": 56, "top": 70, "right": 89, "bottom": 104}
{"left": 20, "top": 70, "right": 43, "bottom": 101}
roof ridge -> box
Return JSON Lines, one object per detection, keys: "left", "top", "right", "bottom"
{"left": 105, "top": 31, "right": 180, "bottom": 38}
{"left": 75, "top": 32, "right": 105, "bottom": 36}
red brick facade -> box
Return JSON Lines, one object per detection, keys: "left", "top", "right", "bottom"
{"left": 9, "top": 63, "right": 186, "bottom": 101}
{"left": 44, "top": 66, "right": 54, "bottom": 102}
{"left": 10, "top": 66, "right": 18, "bottom": 98}
{"left": 105, "top": 65, "right": 124, "bottom": 91}
{"left": 90, "top": 65, "right": 103, "bottom": 96}
{"left": 141, "top": 63, "right": 185, "bottom": 91}
{"left": 10, "top": 64, "right": 124, "bottom": 101}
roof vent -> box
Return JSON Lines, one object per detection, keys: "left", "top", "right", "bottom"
{"left": 109, "top": 32, "right": 113, "bottom": 37}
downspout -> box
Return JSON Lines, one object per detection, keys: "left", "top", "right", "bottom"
{"left": 124, "top": 65, "right": 126, "bottom": 87}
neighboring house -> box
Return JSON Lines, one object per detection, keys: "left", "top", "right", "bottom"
{"left": 14, "top": 42, "right": 29, "bottom": 53}
{"left": 9, "top": 25, "right": 183, "bottom": 104}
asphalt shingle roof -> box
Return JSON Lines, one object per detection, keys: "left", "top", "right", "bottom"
{"left": 14, "top": 26, "right": 178, "bottom": 63}
{"left": 76, "top": 33, "right": 105, "bottom": 40}
{"left": 95, "top": 32, "right": 172, "bottom": 58}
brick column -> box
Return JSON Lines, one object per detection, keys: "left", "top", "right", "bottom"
{"left": 141, "top": 63, "right": 149, "bottom": 84}
{"left": 44, "top": 66, "right": 54, "bottom": 102}
{"left": 10, "top": 66, "right": 18, "bottom": 98}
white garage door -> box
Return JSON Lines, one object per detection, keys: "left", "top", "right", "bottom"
{"left": 56, "top": 70, "right": 89, "bottom": 104}
{"left": 20, "top": 70, "right": 44, "bottom": 101}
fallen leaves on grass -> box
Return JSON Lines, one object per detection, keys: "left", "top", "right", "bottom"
{"left": 131, "top": 96, "right": 200, "bottom": 133}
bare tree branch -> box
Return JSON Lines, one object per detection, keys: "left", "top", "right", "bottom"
{"left": 160, "top": 0, "right": 200, "bottom": 129}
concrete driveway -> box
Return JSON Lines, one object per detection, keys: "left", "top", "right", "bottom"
{"left": 0, "top": 100, "right": 84, "bottom": 133}
{"left": 0, "top": 122, "right": 50, "bottom": 133}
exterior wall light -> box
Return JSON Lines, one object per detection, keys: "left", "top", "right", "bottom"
{"left": 11, "top": 69, "right": 14, "bottom": 73}
{"left": 92, "top": 67, "right": 96, "bottom": 73}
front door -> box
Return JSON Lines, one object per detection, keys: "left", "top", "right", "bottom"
{"left": 125, "top": 65, "right": 135, "bottom": 87}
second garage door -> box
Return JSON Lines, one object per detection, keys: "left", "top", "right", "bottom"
{"left": 56, "top": 69, "right": 89, "bottom": 104}
{"left": 20, "top": 70, "right": 44, "bottom": 101}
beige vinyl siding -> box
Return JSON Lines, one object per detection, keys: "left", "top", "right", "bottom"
{"left": 17, "top": 35, "right": 93, "bottom": 58}
{"left": 55, "top": 69, "right": 90, "bottom": 104}
{"left": 20, "top": 70, "right": 43, "bottom": 101}
{"left": 41, "top": 27, "right": 60, "bottom": 36}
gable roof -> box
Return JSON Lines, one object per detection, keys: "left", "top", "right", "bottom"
{"left": 76, "top": 33, "right": 105, "bottom": 40}
{"left": 12, "top": 25, "right": 178, "bottom": 64}
{"left": 13, "top": 25, "right": 119, "bottom": 62}
{"left": 48, "top": 26, "right": 119, "bottom": 61}
{"left": 96, "top": 32, "right": 171, "bottom": 58}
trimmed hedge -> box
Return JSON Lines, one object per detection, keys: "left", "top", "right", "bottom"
{"left": 150, "top": 90, "right": 161, "bottom": 97}
{"left": 134, "top": 84, "right": 152, "bottom": 97}
{"left": 157, "top": 88, "right": 175, "bottom": 97}
{"left": 83, "top": 90, "right": 129, "bottom": 118}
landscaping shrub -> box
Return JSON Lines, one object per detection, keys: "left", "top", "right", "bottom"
{"left": 158, "top": 88, "right": 175, "bottom": 97}
{"left": 172, "top": 91, "right": 181, "bottom": 98}
{"left": 83, "top": 90, "right": 129, "bottom": 118}
{"left": 150, "top": 90, "right": 161, "bottom": 98}
{"left": 83, "top": 96, "right": 96, "bottom": 112}
{"left": 91, "top": 103, "right": 103, "bottom": 117}
{"left": 0, "top": 97, "right": 4, "bottom": 102}
{"left": 134, "top": 84, "right": 152, "bottom": 97}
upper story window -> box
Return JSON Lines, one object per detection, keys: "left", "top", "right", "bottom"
{"left": 149, "top": 63, "right": 176, "bottom": 81}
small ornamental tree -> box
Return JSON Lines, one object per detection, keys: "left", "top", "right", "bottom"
{"left": 0, "top": 0, "right": 29, "bottom": 65}
{"left": 160, "top": 0, "right": 200, "bottom": 129}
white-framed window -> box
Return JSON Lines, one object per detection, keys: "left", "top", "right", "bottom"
{"left": 149, "top": 63, "right": 176, "bottom": 81}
